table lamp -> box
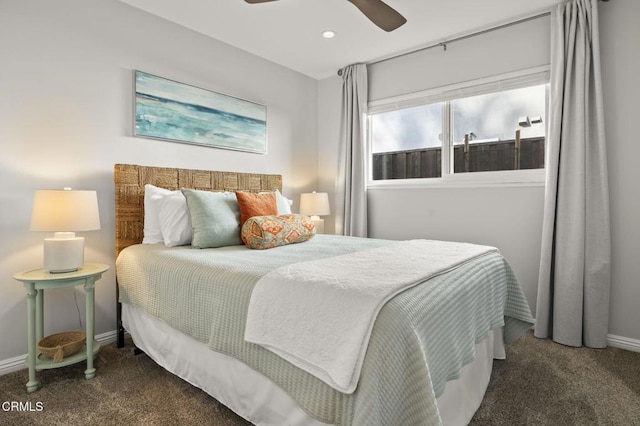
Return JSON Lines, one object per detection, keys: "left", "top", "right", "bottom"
{"left": 30, "top": 188, "right": 101, "bottom": 273}
{"left": 299, "top": 191, "right": 330, "bottom": 234}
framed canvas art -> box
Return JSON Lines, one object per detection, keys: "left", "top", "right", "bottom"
{"left": 134, "top": 71, "right": 267, "bottom": 154}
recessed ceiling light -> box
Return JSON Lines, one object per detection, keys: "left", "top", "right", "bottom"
{"left": 322, "top": 30, "right": 336, "bottom": 39}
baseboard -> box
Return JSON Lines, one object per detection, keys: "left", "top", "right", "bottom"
{"left": 0, "top": 354, "right": 27, "bottom": 377}
{"left": 607, "top": 334, "right": 640, "bottom": 353}
{"left": 96, "top": 329, "right": 118, "bottom": 346}
{"left": 0, "top": 329, "right": 118, "bottom": 377}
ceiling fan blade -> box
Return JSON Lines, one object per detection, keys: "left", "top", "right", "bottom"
{"left": 244, "top": 0, "right": 279, "bottom": 4}
{"left": 348, "top": 0, "right": 407, "bottom": 32}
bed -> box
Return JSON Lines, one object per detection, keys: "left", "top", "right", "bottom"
{"left": 114, "top": 163, "right": 535, "bottom": 426}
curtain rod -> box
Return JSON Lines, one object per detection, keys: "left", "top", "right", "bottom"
{"left": 367, "top": 11, "right": 551, "bottom": 68}
{"left": 338, "top": 0, "right": 609, "bottom": 76}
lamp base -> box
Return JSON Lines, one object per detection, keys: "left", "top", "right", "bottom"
{"left": 309, "top": 216, "right": 325, "bottom": 234}
{"left": 43, "top": 233, "right": 84, "bottom": 273}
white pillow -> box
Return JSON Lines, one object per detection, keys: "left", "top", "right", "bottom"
{"left": 273, "top": 189, "right": 293, "bottom": 215}
{"left": 142, "top": 184, "right": 178, "bottom": 244}
{"left": 158, "top": 192, "right": 192, "bottom": 247}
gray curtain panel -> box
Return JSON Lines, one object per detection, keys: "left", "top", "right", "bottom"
{"left": 338, "top": 64, "right": 368, "bottom": 238}
{"left": 535, "top": 0, "right": 611, "bottom": 348}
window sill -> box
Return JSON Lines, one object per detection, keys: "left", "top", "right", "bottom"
{"left": 367, "top": 169, "right": 545, "bottom": 190}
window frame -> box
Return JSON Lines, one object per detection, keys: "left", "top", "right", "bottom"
{"left": 366, "top": 66, "right": 550, "bottom": 189}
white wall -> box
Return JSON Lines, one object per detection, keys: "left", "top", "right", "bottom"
{"left": 0, "top": 0, "right": 318, "bottom": 362}
{"left": 367, "top": 16, "right": 551, "bottom": 102}
{"left": 318, "top": 1, "right": 640, "bottom": 345}
{"left": 367, "top": 187, "right": 544, "bottom": 310}
{"left": 317, "top": 76, "right": 343, "bottom": 235}
{"left": 599, "top": 0, "right": 640, "bottom": 343}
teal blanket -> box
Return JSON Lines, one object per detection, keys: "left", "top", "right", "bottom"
{"left": 117, "top": 235, "right": 535, "bottom": 425}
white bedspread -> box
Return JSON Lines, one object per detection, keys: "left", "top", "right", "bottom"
{"left": 244, "top": 239, "right": 497, "bottom": 393}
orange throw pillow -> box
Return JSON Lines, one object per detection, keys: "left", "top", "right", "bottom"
{"left": 235, "top": 191, "right": 278, "bottom": 226}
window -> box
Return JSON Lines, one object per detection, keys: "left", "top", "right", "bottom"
{"left": 368, "top": 69, "right": 548, "bottom": 185}
{"left": 371, "top": 103, "right": 443, "bottom": 179}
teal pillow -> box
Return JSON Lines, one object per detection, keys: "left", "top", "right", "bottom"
{"left": 181, "top": 189, "right": 241, "bottom": 248}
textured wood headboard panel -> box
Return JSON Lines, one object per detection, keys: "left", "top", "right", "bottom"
{"left": 114, "top": 163, "right": 283, "bottom": 258}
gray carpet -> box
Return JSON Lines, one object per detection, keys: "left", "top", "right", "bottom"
{"left": 1, "top": 331, "right": 638, "bottom": 425}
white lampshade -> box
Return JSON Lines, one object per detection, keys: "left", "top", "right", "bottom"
{"left": 299, "top": 192, "right": 331, "bottom": 217}
{"left": 299, "top": 192, "right": 330, "bottom": 234}
{"left": 30, "top": 189, "right": 101, "bottom": 273}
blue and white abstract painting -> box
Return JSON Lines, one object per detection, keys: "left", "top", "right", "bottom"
{"left": 134, "top": 71, "right": 267, "bottom": 153}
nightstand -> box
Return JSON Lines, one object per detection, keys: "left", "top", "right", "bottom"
{"left": 13, "top": 263, "right": 109, "bottom": 393}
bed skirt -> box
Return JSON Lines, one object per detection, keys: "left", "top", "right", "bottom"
{"left": 122, "top": 303, "right": 504, "bottom": 426}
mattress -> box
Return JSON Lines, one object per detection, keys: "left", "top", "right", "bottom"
{"left": 116, "top": 234, "right": 534, "bottom": 425}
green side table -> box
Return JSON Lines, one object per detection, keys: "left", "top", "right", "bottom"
{"left": 13, "top": 263, "right": 109, "bottom": 393}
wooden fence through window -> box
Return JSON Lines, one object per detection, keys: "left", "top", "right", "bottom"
{"left": 372, "top": 137, "right": 545, "bottom": 180}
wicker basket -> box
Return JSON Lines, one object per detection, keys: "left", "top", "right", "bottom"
{"left": 37, "top": 331, "right": 86, "bottom": 363}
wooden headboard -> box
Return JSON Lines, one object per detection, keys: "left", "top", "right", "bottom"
{"left": 114, "top": 163, "right": 283, "bottom": 258}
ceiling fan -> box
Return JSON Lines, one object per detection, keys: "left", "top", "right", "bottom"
{"left": 244, "top": 0, "right": 407, "bottom": 32}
